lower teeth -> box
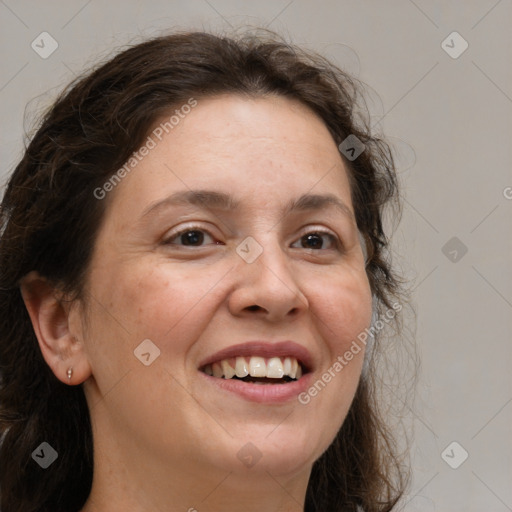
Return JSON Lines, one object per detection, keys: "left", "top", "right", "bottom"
{"left": 227, "top": 376, "right": 295, "bottom": 384}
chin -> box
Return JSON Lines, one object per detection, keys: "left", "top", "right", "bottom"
{"left": 207, "top": 425, "right": 326, "bottom": 478}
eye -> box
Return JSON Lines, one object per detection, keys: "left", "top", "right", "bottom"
{"left": 291, "top": 229, "right": 340, "bottom": 251}
{"left": 163, "top": 225, "right": 340, "bottom": 250}
{"left": 163, "top": 225, "right": 218, "bottom": 247}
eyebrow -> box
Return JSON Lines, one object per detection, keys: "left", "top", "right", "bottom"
{"left": 141, "top": 189, "right": 355, "bottom": 222}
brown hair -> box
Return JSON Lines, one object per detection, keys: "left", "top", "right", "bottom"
{"left": 0, "top": 30, "right": 407, "bottom": 511}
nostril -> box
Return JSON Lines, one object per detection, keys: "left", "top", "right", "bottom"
{"left": 246, "top": 305, "right": 261, "bottom": 312}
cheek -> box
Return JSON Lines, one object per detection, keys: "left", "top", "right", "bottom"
{"left": 81, "top": 261, "right": 226, "bottom": 413}
{"left": 292, "top": 270, "right": 372, "bottom": 458}
{"left": 104, "top": 262, "right": 225, "bottom": 354}
{"left": 314, "top": 270, "right": 373, "bottom": 356}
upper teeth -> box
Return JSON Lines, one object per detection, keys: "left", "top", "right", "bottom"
{"left": 203, "top": 356, "right": 303, "bottom": 380}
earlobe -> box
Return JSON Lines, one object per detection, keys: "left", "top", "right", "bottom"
{"left": 19, "top": 271, "right": 91, "bottom": 385}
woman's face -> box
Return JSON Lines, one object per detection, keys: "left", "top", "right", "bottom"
{"left": 77, "top": 94, "right": 372, "bottom": 487}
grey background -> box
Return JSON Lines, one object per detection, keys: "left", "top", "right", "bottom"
{"left": 1, "top": 1, "right": 511, "bottom": 510}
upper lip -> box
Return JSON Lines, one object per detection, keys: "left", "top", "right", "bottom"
{"left": 198, "top": 341, "right": 314, "bottom": 373}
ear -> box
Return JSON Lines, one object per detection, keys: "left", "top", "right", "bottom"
{"left": 19, "top": 271, "right": 91, "bottom": 385}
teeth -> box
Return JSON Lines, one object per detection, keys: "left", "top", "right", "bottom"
{"left": 212, "top": 362, "right": 223, "bottom": 378}
{"left": 221, "top": 360, "right": 236, "bottom": 379}
{"left": 266, "top": 357, "right": 284, "bottom": 378}
{"left": 283, "top": 357, "right": 292, "bottom": 376}
{"left": 203, "top": 356, "right": 304, "bottom": 380}
{"left": 249, "top": 356, "right": 267, "bottom": 377}
{"left": 235, "top": 356, "right": 249, "bottom": 377}
{"left": 290, "top": 358, "right": 298, "bottom": 379}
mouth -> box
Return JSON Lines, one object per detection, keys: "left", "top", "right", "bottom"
{"left": 200, "top": 355, "right": 305, "bottom": 384}
{"left": 197, "top": 341, "right": 313, "bottom": 403}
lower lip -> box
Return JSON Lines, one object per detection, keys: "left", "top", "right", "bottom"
{"left": 199, "top": 372, "right": 312, "bottom": 403}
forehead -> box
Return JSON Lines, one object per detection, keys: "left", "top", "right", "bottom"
{"left": 106, "top": 94, "right": 354, "bottom": 218}
{"left": 164, "top": 93, "right": 336, "bottom": 156}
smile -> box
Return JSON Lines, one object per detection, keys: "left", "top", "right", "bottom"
{"left": 201, "top": 356, "right": 304, "bottom": 384}
{"left": 198, "top": 341, "right": 313, "bottom": 403}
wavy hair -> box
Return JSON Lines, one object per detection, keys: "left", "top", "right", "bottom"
{"left": 0, "top": 29, "right": 408, "bottom": 511}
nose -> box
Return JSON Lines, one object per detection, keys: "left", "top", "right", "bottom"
{"left": 228, "top": 237, "right": 308, "bottom": 322}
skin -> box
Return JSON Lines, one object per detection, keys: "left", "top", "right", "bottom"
{"left": 21, "top": 94, "right": 372, "bottom": 511}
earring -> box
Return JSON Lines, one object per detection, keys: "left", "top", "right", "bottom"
{"left": 67, "top": 367, "right": 73, "bottom": 380}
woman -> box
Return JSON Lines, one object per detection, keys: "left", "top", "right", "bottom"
{"left": 0, "top": 30, "right": 406, "bottom": 511}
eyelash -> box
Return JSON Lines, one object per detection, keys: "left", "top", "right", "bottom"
{"left": 163, "top": 224, "right": 341, "bottom": 251}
